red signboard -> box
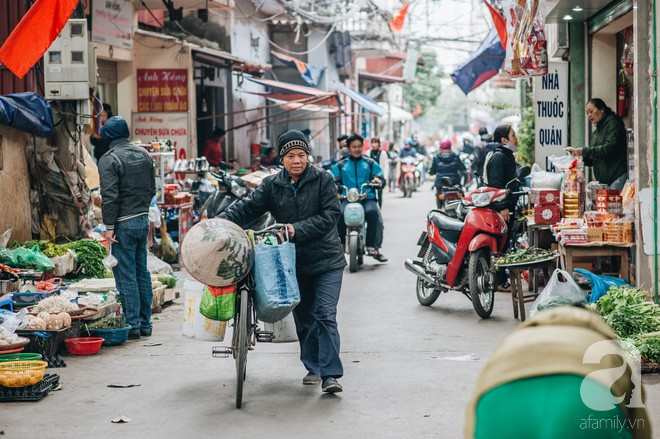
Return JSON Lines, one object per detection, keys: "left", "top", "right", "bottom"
{"left": 137, "top": 69, "right": 188, "bottom": 112}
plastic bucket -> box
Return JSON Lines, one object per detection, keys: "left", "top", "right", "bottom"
{"left": 262, "top": 312, "right": 298, "bottom": 343}
{"left": 181, "top": 279, "right": 226, "bottom": 341}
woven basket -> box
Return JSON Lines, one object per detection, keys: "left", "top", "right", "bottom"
{"left": 0, "top": 360, "right": 47, "bottom": 387}
{"left": 603, "top": 221, "right": 634, "bottom": 243}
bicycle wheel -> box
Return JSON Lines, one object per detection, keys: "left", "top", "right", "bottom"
{"left": 235, "top": 288, "right": 249, "bottom": 408}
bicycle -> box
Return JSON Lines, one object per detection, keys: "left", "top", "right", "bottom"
{"left": 211, "top": 223, "right": 287, "bottom": 408}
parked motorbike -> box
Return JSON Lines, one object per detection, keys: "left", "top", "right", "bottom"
{"left": 200, "top": 162, "right": 274, "bottom": 229}
{"left": 398, "top": 157, "right": 419, "bottom": 198}
{"left": 339, "top": 183, "right": 380, "bottom": 273}
{"left": 404, "top": 166, "right": 531, "bottom": 319}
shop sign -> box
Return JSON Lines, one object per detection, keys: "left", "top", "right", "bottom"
{"left": 533, "top": 61, "right": 568, "bottom": 168}
{"left": 131, "top": 112, "right": 189, "bottom": 155}
{"left": 91, "top": 0, "right": 133, "bottom": 49}
{"left": 137, "top": 69, "right": 188, "bottom": 113}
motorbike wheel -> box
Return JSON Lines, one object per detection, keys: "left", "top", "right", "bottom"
{"left": 468, "top": 248, "right": 495, "bottom": 319}
{"left": 405, "top": 178, "right": 414, "bottom": 198}
{"left": 416, "top": 248, "right": 442, "bottom": 306}
{"left": 348, "top": 234, "right": 358, "bottom": 273}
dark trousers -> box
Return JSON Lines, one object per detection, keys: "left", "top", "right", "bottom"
{"left": 337, "top": 199, "right": 383, "bottom": 248}
{"left": 292, "top": 269, "right": 344, "bottom": 379}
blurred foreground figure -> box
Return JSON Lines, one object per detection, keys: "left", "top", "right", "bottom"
{"left": 465, "top": 307, "right": 651, "bottom": 439}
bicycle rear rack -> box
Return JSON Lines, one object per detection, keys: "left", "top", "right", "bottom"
{"left": 212, "top": 346, "right": 232, "bottom": 358}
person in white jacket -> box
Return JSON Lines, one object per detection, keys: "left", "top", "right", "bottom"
{"left": 367, "top": 137, "right": 389, "bottom": 208}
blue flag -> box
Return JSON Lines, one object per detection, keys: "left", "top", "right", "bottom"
{"left": 450, "top": 29, "right": 506, "bottom": 95}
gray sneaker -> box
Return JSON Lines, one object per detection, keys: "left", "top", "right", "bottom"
{"left": 321, "top": 377, "right": 343, "bottom": 393}
{"left": 303, "top": 372, "right": 321, "bottom": 385}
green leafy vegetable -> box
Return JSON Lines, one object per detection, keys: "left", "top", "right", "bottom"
{"left": 62, "top": 239, "right": 108, "bottom": 278}
{"left": 495, "top": 247, "right": 556, "bottom": 267}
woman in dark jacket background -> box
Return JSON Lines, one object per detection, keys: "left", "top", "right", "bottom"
{"left": 566, "top": 98, "right": 628, "bottom": 189}
{"left": 219, "top": 130, "right": 346, "bottom": 394}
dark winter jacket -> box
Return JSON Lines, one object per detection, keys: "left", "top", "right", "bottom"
{"left": 483, "top": 144, "right": 519, "bottom": 210}
{"left": 99, "top": 139, "right": 156, "bottom": 231}
{"left": 399, "top": 146, "right": 418, "bottom": 159}
{"left": 219, "top": 165, "right": 346, "bottom": 277}
{"left": 429, "top": 152, "right": 466, "bottom": 187}
{"left": 583, "top": 112, "right": 627, "bottom": 185}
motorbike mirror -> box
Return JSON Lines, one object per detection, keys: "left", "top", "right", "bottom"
{"left": 440, "top": 176, "right": 453, "bottom": 187}
{"left": 517, "top": 166, "right": 531, "bottom": 179}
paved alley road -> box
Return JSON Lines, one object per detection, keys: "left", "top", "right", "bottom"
{"left": 3, "top": 182, "right": 659, "bottom": 439}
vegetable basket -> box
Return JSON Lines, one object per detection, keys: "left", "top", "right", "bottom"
{"left": 86, "top": 325, "right": 130, "bottom": 346}
{"left": 0, "top": 360, "right": 47, "bottom": 387}
{"left": 0, "top": 353, "right": 42, "bottom": 362}
{"left": 0, "top": 338, "right": 30, "bottom": 351}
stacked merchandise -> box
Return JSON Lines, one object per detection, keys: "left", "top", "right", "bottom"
{"left": 531, "top": 189, "right": 561, "bottom": 224}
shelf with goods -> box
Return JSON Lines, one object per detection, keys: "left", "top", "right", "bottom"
{"left": 148, "top": 151, "right": 175, "bottom": 204}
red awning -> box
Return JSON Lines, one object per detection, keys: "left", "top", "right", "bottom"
{"left": 246, "top": 77, "right": 339, "bottom": 107}
{"left": 359, "top": 71, "right": 406, "bottom": 83}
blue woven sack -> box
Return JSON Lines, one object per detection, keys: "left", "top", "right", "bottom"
{"left": 252, "top": 241, "right": 300, "bottom": 323}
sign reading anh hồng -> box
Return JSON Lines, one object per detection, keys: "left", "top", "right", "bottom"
{"left": 137, "top": 69, "right": 188, "bottom": 113}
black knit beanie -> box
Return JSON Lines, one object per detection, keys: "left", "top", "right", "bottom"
{"left": 277, "top": 130, "right": 310, "bottom": 157}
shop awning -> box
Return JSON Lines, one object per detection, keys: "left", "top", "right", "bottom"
{"left": 192, "top": 47, "right": 269, "bottom": 75}
{"left": 246, "top": 77, "right": 339, "bottom": 108}
{"left": 336, "top": 84, "right": 387, "bottom": 116}
{"left": 359, "top": 71, "right": 406, "bottom": 83}
{"left": 377, "top": 102, "right": 413, "bottom": 122}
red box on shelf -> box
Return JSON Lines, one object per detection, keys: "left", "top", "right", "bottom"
{"left": 534, "top": 204, "right": 561, "bottom": 224}
{"left": 530, "top": 189, "right": 560, "bottom": 205}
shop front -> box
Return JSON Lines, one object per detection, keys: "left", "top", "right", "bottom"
{"left": 544, "top": 0, "right": 658, "bottom": 296}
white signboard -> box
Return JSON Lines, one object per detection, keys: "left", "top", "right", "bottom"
{"left": 533, "top": 61, "right": 568, "bottom": 168}
{"left": 131, "top": 112, "right": 189, "bottom": 157}
{"left": 92, "top": 0, "right": 134, "bottom": 49}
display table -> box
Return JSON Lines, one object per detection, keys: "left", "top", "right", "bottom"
{"left": 526, "top": 221, "right": 556, "bottom": 292}
{"left": 559, "top": 242, "right": 633, "bottom": 283}
{"left": 500, "top": 256, "right": 559, "bottom": 322}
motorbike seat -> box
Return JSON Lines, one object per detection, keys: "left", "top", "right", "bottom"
{"left": 431, "top": 212, "right": 464, "bottom": 233}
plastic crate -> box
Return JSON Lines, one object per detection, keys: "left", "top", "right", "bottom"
{"left": 86, "top": 326, "right": 130, "bottom": 346}
{"left": 0, "top": 373, "right": 59, "bottom": 402}
{"left": 15, "top": 329, "right": 68, "bottom": 368}
{"left": 11, "top": 288, "right": 60, "bottom": 307}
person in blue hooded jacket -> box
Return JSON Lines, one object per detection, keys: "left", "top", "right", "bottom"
{"left": 331, "top": 134, "right": 388, "bottom": 262}
{"left": 99, "top": 116, "right": 156, "bottom": 340}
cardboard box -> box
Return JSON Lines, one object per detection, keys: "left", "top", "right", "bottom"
{"left": 531, "top": 188, "right": 560, "bottom": 205}
{"left": 587, "top": 227, "right": 603, "bottom": 242}
{"left": 534, "top": 204, "right": 561, "bottom": 224}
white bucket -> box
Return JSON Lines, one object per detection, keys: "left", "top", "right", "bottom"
{"left": 181, "top": 279, "right": 227, "bottom": 341}
{"left": 263, "top": 312, "right": 298, "bottom": 343}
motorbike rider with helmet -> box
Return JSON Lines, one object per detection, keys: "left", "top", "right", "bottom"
{"left": 399, "top": 138, "right": 418, "bottom": 159}
{"left": 429, "top": 139, "right": 466, "bottom": 207}
{"left": 331, "top": 134, "right": 388, "bottom": 263}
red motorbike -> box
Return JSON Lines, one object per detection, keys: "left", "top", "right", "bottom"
{"left": 405, "top": 167, "right": 530, "bottom": 318}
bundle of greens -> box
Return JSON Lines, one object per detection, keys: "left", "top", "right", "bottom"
{"left": 86, "top": 316, "right": 126, "bottom": 330}
{"left": 594, "top": 286, "right": 660, "bottom": 362}
{"left": 157, "top": 275, "right": 178, "bottom": 288}
{"left": 62, "top": 239, "right": 108, "bottom": 278}
{"left": 495, "top": 247, "right": 556, "bottom": 267}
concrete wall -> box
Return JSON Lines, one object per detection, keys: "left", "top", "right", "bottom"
{"left": 590, "top": 33, "right": 618, "bottom": 111}
{"left": 230, "top": 3, "right": 270, "bottom": 166}
{"left": 0, "top": 126, "right": 31, "bottom": 242}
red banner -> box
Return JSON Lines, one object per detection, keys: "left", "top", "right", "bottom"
{"left": 137, "top": 69, "right": 188, "bottom": 112}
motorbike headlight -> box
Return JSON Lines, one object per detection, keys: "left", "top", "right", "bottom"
{"left": 494, "top": 193, "right": 508, "bottom": 203}
{"left": 231, "top": 181, "right": 248, "bottom": 198}
{"left": 471, "top": 191, "right": 496, "bottom": 207}
{"left": 347, "top": 188, "right": 360, "bottom": 203}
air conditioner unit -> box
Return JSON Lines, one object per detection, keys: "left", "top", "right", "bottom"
{"left": 546, "top": 22, "right": 569, "bottom": 59}
{"left": 44, "top": 19, "right": 93, "bottom": 100}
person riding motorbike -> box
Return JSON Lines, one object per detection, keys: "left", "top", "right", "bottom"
{"left": 331, "top": 134, "right": 388, "bottom": 263}
{"left": 399, "top": 138, "right": 418, "bottom": 159}
{"left": 386, "top": 143, "right": 399, "bottom": 193}
{"left": 429, "top": 139, "right": 466, "bottom": 208}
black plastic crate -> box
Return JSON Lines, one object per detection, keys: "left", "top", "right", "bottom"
{"left": 15, "top": 329, "right": 68, "bottom": 368}
{"left": 0, "top": 373, "right": 60, "bottom": 402}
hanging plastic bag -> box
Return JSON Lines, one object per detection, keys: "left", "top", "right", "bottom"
{"left": 199, "top": 285, "right": 236, "bottom": 321}
{"left": 502, "top": 0, "right": 548, "bottom": 78}
{"left": 573, "top": 268, "right": 630, "bottom": 303}
{"left": 530, "top": 269, "right": 587, "bottom": 316}
{"left": 0, "top": 248, "right": 17, "bottom": 266}
{"left": 103, "top": 248, "right": 118, "bottom": 269}
{"left": 252, "top": 234, "right": 300, "bottom": 323}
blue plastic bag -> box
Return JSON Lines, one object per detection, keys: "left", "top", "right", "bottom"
{"left": 573, "top": 268, "right": 630, "bottom": 303}
{"left": 252, "top": 241, "right": 300, "bottom": 323}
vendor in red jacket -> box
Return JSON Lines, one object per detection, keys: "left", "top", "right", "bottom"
{"left": 203, "top": 127, "right": 226, "bottom": 166}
